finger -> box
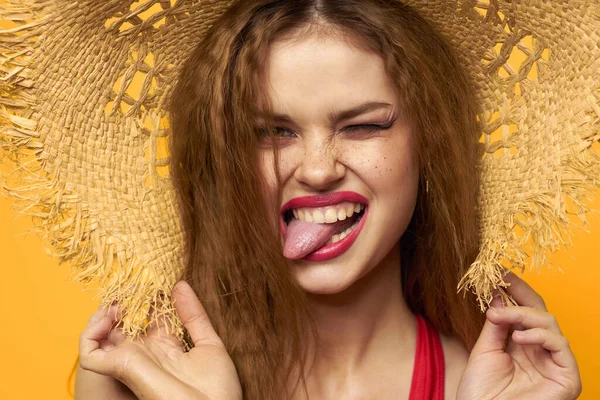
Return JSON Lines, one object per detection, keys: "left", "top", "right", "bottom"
{"left": 512, "top": 328, "right": 578, "bottom": 370}
{"left": 101, "top": 305, "right": 127, "bottom": 345}
{"left": 84, "top": 303, "right": 115, "bottom": 329}
{"left": 172, "top": 281, "right": 223, "bottom": 348}
{"left": 79, "top": 305, "right": 118, "bottom": 372}
{"left": 80, "top": 305, "right": 118, "bottom": 351}
{"left": 487, "top": 290, "right": 524, "bottom": 353}
{"left": 503, "top": 272, "right": 547, "bottom": 311}
{"left": 107, "top": 323, "right": 126, "bottom": 346}
{"left": 471, "top": 296, "right": 510, "bottom": 357}
{"left": 486, "top": 306, "right": 562, "bottom": 335}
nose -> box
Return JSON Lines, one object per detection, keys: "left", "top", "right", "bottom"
{"left": 293, "top": 136, "right": 346, "bottom": 191}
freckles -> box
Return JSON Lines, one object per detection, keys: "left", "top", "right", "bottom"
{"left": 345, "top": 138, "right": 412, "bottom": 179}
{"left": 382, "top": 156, "right": 392, "bottom": 176}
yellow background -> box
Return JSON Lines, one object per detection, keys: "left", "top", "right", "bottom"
{"left": 1, "top": 7, "right": 599, "bottom": 399}
{"left": 1, "top": 192, "right": 599, "bottom": 399}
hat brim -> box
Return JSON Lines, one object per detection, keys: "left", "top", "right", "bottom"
{"left": 1, "top": 0, "right": 599, "bottom": 337}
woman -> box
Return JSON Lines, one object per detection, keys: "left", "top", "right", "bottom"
{"left": 75, "top": 0, "right": 582, "bottom": 398}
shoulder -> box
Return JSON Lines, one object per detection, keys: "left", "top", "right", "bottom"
{"left": 439, "top": 333, "right": 469, "bottom": 400}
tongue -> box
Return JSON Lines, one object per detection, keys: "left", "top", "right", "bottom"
{"left": 283, "top": 217, "right": 355, "bottom": 259}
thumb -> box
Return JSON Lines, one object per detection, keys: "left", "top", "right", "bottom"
{"left": 470, "top": 296, "right": 510, "bottom": 358}
{"left": 172, "top": 281, "right": 223, "bottom": 348}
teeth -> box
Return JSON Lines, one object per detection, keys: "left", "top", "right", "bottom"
{"left": 313, "top": 210, "right": 325, "bottom": 224}
{"left": 293, "top": 202, "right": 365, "bottom": 224}
{"left": 346, "top": 203, "right": 354, "bottom": 217}
{"left": 305, "top": 212, "right": 313, "bottom": 222}
{"left": 324, "top": 208, "right": 338, "bottom": 223}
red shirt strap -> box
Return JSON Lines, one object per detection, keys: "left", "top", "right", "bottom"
{"left": 408, "top": 314, "right": 445, "bottom": 400}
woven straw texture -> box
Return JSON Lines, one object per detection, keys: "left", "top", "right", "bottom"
{"left": 1, "top": 0, "right": 599, "bottom": 339}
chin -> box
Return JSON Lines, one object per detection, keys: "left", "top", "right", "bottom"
{"left": 289, "top": 255, "right": 368, "bottom": 295}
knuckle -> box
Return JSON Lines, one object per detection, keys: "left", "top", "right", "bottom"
{"left": 182, "top": 311, "right": 203, "bottom": 326}
{"left": 86, "top": 312, "right": 103, "bottom": 326}
{"left": 86, "top": 307, "right": 113, "bottom": 327}
{"left": 530, "top": 327, "right": 544, "bottom": 340}
{"left": 546, "top": 313, "right": 558, "bottom": 326}
{"left": 574, "top": 381, "right": 583, "bottom": 397}
{"left": 565, "top": 380, "right": 582, "bottom": 398}
{"left": 78, "top": 354, "right": 91, "bottom": 371}
{"left": 78, "top": 330, "right": 90, "bottom": 350}
{"left": 559, "top": 335, "right": 570, "bottom": 348}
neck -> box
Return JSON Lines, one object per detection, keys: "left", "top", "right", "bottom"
{"left": 303, "top": 246, "right": 416, "bottom": 389}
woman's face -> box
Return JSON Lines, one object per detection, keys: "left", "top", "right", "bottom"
{"left": 259, "top": 31, "right": 420, "bottom": 295}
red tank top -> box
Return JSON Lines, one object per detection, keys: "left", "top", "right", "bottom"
{"left": 408, "top": 315, "right": 445, "bottom": 399}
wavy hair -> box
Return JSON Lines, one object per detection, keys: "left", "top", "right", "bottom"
{"left": 169, "top": 0, "right": 484, "bottom": 398}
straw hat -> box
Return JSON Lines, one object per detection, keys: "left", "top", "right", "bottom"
{"left": 1, "top": 0, "right": 599, "bottom": 339}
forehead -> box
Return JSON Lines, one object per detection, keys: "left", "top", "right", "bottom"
{"left": 262, "top": 32, "right": 398, "bottom": 118}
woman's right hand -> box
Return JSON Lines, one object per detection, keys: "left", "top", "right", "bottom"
{"left": 78, "top": 281, "right": 242, "bottom": 400}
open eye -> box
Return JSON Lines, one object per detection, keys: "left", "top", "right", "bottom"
{"left": 259, "top": 126, "right": 296, "bottom": 138}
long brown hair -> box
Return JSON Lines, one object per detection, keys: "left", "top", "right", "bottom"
{"left": 169, "top": 0, "right": 484, "bottom": 398}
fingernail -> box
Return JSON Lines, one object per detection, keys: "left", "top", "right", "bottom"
{"left": 492, "top": 306, "right": 505, "bottom": 313}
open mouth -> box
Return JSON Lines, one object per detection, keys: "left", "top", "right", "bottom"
{"left": 280, "top": 192, "right": 369, "bottom": 261}
{"left": 283, "top": 202, "right": 366, "bottom": 243}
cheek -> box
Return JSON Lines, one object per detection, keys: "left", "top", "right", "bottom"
{"left": 258, "top": 148, "right": 297, "bottom": 207}
{"left": 345, "top": 136, "right": 419, "bottom": 199}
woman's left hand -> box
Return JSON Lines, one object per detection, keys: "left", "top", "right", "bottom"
{"left": 457, "top": 272, "right": 582, "bottom": 400}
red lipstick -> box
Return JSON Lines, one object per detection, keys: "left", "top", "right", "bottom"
{"left": 280, "top": 191, "right": 369, "bottom": 261}
{"left": 303, "top": 206, "right": 368, "bottom": 261}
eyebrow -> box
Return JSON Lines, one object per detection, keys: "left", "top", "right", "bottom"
{"left": 260, "top": 101, "right": 394, "bottom": 126}
{"left": 328, "top": 102, "right": 394, "bottom": 124}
